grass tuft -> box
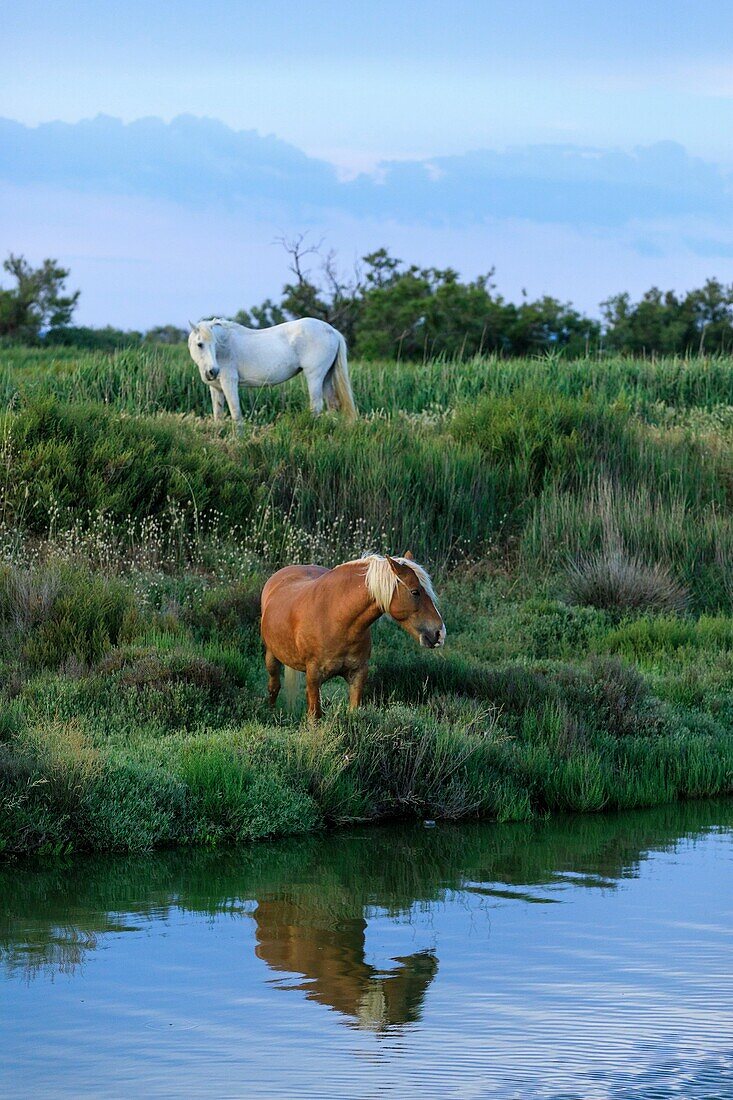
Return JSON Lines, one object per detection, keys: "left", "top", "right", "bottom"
{"left": 567, "top": 547, "right": 689, "bottom": 615}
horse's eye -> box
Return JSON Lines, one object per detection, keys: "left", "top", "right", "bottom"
{"left": 197, "top": 342, "right": 204, "bottom": 349}
{"left": 411, "top": 589, "right": 420, "bottom": 598}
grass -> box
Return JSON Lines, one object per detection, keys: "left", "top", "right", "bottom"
{"left": 0, "top": 343, "right": 732, "bottom": 858}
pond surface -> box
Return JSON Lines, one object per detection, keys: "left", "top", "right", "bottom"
{"left": 2, "top": 800, "right": 732, "bottom": 1099}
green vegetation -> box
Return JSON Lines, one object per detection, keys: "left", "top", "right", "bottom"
{"left": 1, "top": 343, "right": 732, "bottom": 858}
{"left": 238, "top": 243, "right": 733, "bottom": 358}
{"left": 0, "top": 255, "right": 79, "bottom": 343}
{"left": 6, "top": 247, "right": 733, "bottom": 357}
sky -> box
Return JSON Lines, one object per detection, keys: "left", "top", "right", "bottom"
{"left": 3, "top": 0, "right": 733, "bottom": 327}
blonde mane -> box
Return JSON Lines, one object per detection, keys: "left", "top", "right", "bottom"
{"left": 358, "top": 554, "right": 438, "bottom": 614}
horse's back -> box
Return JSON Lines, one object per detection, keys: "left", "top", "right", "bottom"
{"left": 240, "top": 317, "right": 338, "bottom": 344}
{"left": 232, "top": 317, "right": 340, "bottom": 380}
{"left": 283, "top": 317, "right": 340, "bottom": 362}
{"left": 261, "top": 565, "right": 329, "bottom": 618}
{"left": 279, "top": 316, "right": 338, "bottom": 339}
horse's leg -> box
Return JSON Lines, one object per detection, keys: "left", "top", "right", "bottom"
{"left": 347, "top": 665, "right": 369, "bottom": 710}
{"left": 323, "top": 369, "right": 338, "bottom": 411}
{"left": 220, "top": 372, "right": 244, "bottom": 432}
{"left": 211, "top": 387, "right": 227, "bottom": 421}
{"left": 305, "top": 666, "right": 323, "bottom": 720}
{"left": 305, "top": 374, "right": 324, "bottom": 416}
{"left": 265, "top": 649, "right": 282, "bottom": 709}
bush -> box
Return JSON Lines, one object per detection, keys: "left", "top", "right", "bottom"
{"left": 82, "top": 762, "right": 186, "bottom": 851}
{"left": 184, "top": 580, "right": 262, "bottom": 642}
{"left": 97, "top": 647, "right": 228, "bottom": 692}
{"left": 176, "top": 736, "right": 321, "bottom": 844}
{"left": 44, "top": 326, "right": 141, "bottom": 352}
{"left": 601, "top": 615, "right": 733, "bottom": 661}
{"left": 450, "top": 389, "right": 629, "bottom": 493}
{"left": 584, "top": 656, "right": 654, "bottom": 738}
{"left": 0, "top": 563, "right": 138, "bottom": 669}
{"left": 567, "top": 547, "right": 689, "bottom": 615}
{"left": 517, "top": 598, "right": 607, "bottom": 658}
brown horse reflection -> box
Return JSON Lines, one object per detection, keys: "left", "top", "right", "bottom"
{"left": 252, "top": 898, "right": 438, "bottom": 1031}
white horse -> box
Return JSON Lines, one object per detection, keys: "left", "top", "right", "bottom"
{"left": 188, "top": 317, "right": 357, "bottom": 426}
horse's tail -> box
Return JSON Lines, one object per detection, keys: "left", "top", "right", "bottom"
{"left": 330, "top": 334, "right": 357, "bottom": 420}
{"left": 283, "top": 666, "right": 303, "bottom": 709}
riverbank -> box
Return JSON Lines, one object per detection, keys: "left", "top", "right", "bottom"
{"left": 1, "top": 347, "right": 733, "bottom": 857}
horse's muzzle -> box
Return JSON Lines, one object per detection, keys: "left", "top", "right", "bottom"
{"left": 420, "top": 627, "right": 445, "bottom": 649}
{"left": 206, "top": 367, "right": 220, "bottom": 381}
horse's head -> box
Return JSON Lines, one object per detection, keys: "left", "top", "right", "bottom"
{"left": 385, "top": 554, "right": 445, "bottom": 649}
{"left": 188, "top": 322, "right": 221, "bottom": 383}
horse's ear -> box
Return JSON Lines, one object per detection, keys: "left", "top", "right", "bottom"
{"left": 403, "top": 550, "right": 414, "bottom": 560}
{"left": 188, "top": 320, "right": 197, "bottom": 332}
{"left": 387, "top": 555, "right": 413, "bottom": 579}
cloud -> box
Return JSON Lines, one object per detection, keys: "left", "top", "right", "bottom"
{"left": 4, "top": 115, "right": 733, "bottom": 329}
{"left": 0, "top": 115, "right": 338, "bottom": 214}
{"left": 365, "top": 142, "right": 733, "bottom": 226}
{"left": 2, "top": 115, "right": 733, "bottom": 230}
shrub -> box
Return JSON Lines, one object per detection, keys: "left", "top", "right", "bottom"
{"left": 97, "top": 647, "right": 228, "bottom": 692}
{"left": 175, "top": 736, "right": 321, "bottom": 844}
{"left": 184, "top": 580, "right": 262, "bottom": 642}
{"left": 600, "top": 615, "right": 733, "bottom": 661}
{"left": 0, "top": 564, "right": 138, "bottom": 669}
{"left": 567, "top": 546, "right": 689, "bottom": 615}
{"left": 82, "top": 762, "right": 186, "bottom": 851}
{"left": 517, "top": 598, "right": 607, "bottom": 658}
{"left": 0, "top": 565, "right": 62, "bottom": 628}
{"left": 522, "top": 476, "right": 732, "bottom": 611}
{"left": 0, "top": 700, "right": 23, "bottom": 742}
{"left": 335, "top": 706, "right": 512, "bottom": 820}
{"left": 584, "top": 656, "right": 654, "bottom": 738}
{"left": 450, "top": 389, "right": 630, "bottom": 495}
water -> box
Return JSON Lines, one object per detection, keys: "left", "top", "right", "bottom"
{"left": 2, "top": 800, "right": 732, "bottom": 1099}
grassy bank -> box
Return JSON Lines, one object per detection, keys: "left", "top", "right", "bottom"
{"left": 1, "top": 345, "right": 732, "bottom": 857}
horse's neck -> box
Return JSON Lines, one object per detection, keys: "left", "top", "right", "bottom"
{"left": 339, "top": 564, "right": 384, "bottom": 635}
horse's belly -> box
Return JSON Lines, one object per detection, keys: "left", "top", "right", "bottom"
{"left": 234, "top": 338, "right": 299, "bottom": 386}
{"left": 238, "top": 362, "right": 296, "bottom": 386}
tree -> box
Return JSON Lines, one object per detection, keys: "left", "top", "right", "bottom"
{"left": 237, "top": 242, "right": 602, "bottom": 360}
{"left": 601, "top": 287, "right": 698, "bottom": 355}
{"left": 354, "top": 262, "right": 434, "bottom": 359}
{"left": 510, "top": 296, "right": 599, "bottom": 357}
{"left": 235, "top": 234, "right": 363, "bottom": 345}
{"left": 0, "top": 254, "right": 79, "bottom": 342}
{"left": 144, "top": 324, "right": 187, "bottom": 345}
{"left": 234, "top": 299, "right": 288, "bottom": 329}
{"left": 686, "top": 278, "right": 733, "bottom": 354}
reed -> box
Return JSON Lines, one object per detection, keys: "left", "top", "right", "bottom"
{"left": 1, "top": 346, "right": 733, "bottom": 858}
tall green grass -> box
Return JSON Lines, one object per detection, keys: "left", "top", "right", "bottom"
{"left": 1, "top": 346, "right": 733, "bottom": 858}
{"left": 4, "top": 345, "right": 733, "bottom": 418}
{"left": 3, "top": 374, "right": 732, "bottom": 596}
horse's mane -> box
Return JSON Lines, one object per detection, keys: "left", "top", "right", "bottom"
{"left": 354, "top": 554, "right": 438, "bottom": 613}
{"left": 197, "top": 317, "right": 240, "bottom": 351}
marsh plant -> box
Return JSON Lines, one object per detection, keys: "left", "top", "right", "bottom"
{"left": 565, "top": 490, "right": 689, "bottom": 615}
{"left": 567, "top": 547, "right": 689, "bottom": 615}
{"left": 1, "top": 346, "right": 733, "bottom": 857}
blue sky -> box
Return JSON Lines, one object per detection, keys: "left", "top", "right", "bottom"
{"left": 3, "top": 0, "right": 733, "bottom": 327}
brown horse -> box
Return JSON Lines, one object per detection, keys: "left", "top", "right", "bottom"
{"left": 260, "top": 553, "right": 445, "bottom": 718}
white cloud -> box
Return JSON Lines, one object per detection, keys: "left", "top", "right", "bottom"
{"left": 3, "top": 115, "right": 733, "bottom": 327}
